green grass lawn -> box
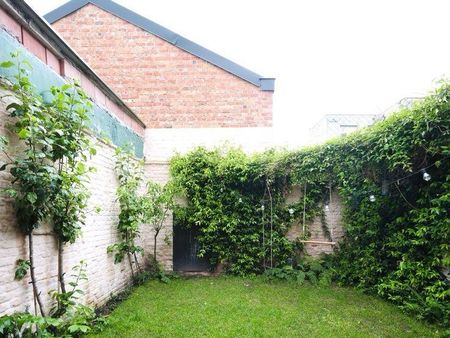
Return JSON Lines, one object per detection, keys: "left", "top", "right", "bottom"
{"left": 91, "top": 276, "right": 443, "bottom": 338}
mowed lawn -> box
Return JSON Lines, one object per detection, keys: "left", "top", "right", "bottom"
{"left": 91, "top": 277, "right": 443, "bottom": 338}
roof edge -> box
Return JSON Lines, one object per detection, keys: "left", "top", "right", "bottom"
{"left": 44, "top": 0, "right": 275, "bottom": 91}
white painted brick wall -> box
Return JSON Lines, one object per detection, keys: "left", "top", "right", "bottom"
{"left": 0, "top": 87, "right": 151, "bottom": 315}
{"left": 145, "top": 127, "right": 275, "bottom": 161}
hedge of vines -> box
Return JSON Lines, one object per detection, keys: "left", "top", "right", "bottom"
{"left": 170, "top": 82, "right": 449, "bottom": 325}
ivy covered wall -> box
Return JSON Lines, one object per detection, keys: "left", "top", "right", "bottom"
{"left": 170, "top": 83, "right": 449, "bottom": 324}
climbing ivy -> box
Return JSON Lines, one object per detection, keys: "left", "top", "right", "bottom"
{"left": 170, "top": 83, "right": 449, "bottom": 325}
{"left": 170, "top": 148, "right": 320, "bottom": 275}
{"left": 325, "top": 84, "right": 450, "bottom": 326}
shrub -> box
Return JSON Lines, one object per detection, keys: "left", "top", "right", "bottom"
{"left": 264, "top": 256, "right": 335, "bottom": 286}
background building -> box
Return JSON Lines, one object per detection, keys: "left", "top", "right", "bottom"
{"left": 308, "top": 113, "right": 382, "bottom": 144}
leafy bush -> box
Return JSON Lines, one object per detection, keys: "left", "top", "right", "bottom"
{"left": 0, "top": 309, "right": 106, "bottom": 338}
{"left": 0, "top": 313, "right": 61, "bottom": 337}
{"left": 49, "top": 261, "right": 89, "bottom": 318}
{"left": 0, "top": 261, "right": 106, "bottom": 337}
{"left": 142, "top": 255, "right": 179, "bottom": 284}
{"left": 58, "top": 304, "right": 106, "bottom": 337}
{"left": 264, "top": 257, "right": 335, "bottom": 286}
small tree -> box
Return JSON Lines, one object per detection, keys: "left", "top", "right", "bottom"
{"left": 1, "top": 54, "right": 59, "bottom": 315}
{"left": 0, "top": 53, "right": 95, "bottom": 315}
{"left": 143, "top": 181, "right": 176, "bottom": 261}
{"left": 108, "top": 147, "right": 145, "bottom": 276}
{"left": 48, "top": 83, "right": 95, "bottom": 295}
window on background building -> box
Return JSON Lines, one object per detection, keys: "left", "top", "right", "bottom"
{"left": 339, "top": 124, "right": 358, "bottom": 135}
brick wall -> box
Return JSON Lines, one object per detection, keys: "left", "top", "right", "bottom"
{"left": 0, "top": 5, "right": 144, "bottom": 137}
{"left": 0, "top": 85, "right": 153, "bottom": 315}
{"left": 286, "top": 188, "right": 344, "bottom": 257}
{"left": 51, "top": 4, "right": 273, "bottom": 129}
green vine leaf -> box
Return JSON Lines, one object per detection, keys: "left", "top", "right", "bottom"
{"left": 0, "top": 60, "right": 14, "bottom": 68}
{"left": 14, "top": 259, "right": 30, "bottom": 280}
{"left": 17, "top": 129, "right": 29, "bottom": 139}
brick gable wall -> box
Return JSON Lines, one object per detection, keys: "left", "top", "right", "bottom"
{"left": 51, "top": 4, "right": 273, "bottom": 129}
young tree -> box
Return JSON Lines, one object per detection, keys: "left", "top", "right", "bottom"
{"left": 1, "top": 54, "right": 57, "bottom": 315}
{"left": 48, "top": 83, "right": 95, "bottom": 295}
{"left": 108, "top": 147, "right": 145, "bottom": 276}
{"left": 0, "top": 53, "right": 95, "bottom": 315}
{"left": 143, "top": 181, "right": 176, "bottom": 261}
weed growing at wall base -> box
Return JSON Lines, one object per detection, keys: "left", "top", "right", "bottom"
{"left": 0, "top": 261, "right": 107, "bottom": 337}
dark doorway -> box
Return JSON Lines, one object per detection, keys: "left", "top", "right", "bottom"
{"left": 173, "top": 223, "right": 211, "bottom": 272}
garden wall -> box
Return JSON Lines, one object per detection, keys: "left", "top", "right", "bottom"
{"left": 0, "top": 85, "right": 153, "bottom": 315}
{"left": 0, "top": 14, "right": 152, "bottom": 315}
{"left": 144, "top": 131, "right": 346, "bottom": 267}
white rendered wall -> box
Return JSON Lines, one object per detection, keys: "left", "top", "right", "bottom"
{"left": 145, "top": 127, "right": 275, "bottom": 161}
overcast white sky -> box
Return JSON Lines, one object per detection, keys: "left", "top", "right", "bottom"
{"left": 27, "top": 0, "right": 450, "bottom": 145}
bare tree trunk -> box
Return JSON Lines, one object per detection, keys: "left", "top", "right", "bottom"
{"left": 29, "top": 232, "right": 45, "bottom": 316}
{"left": 153, "top": 230, "right": 160, "bottom": 261}
{"left": 57, "top": 239, "right": 66, "bottom": 293}
{"left": 127, "top": 253, "right": 135, "bottom": 277}
{"left": 125, "top": 232, "right": 134, "bottom": 277}
{"left": 133, "top": 252, "right": 141, "bottom": 273}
